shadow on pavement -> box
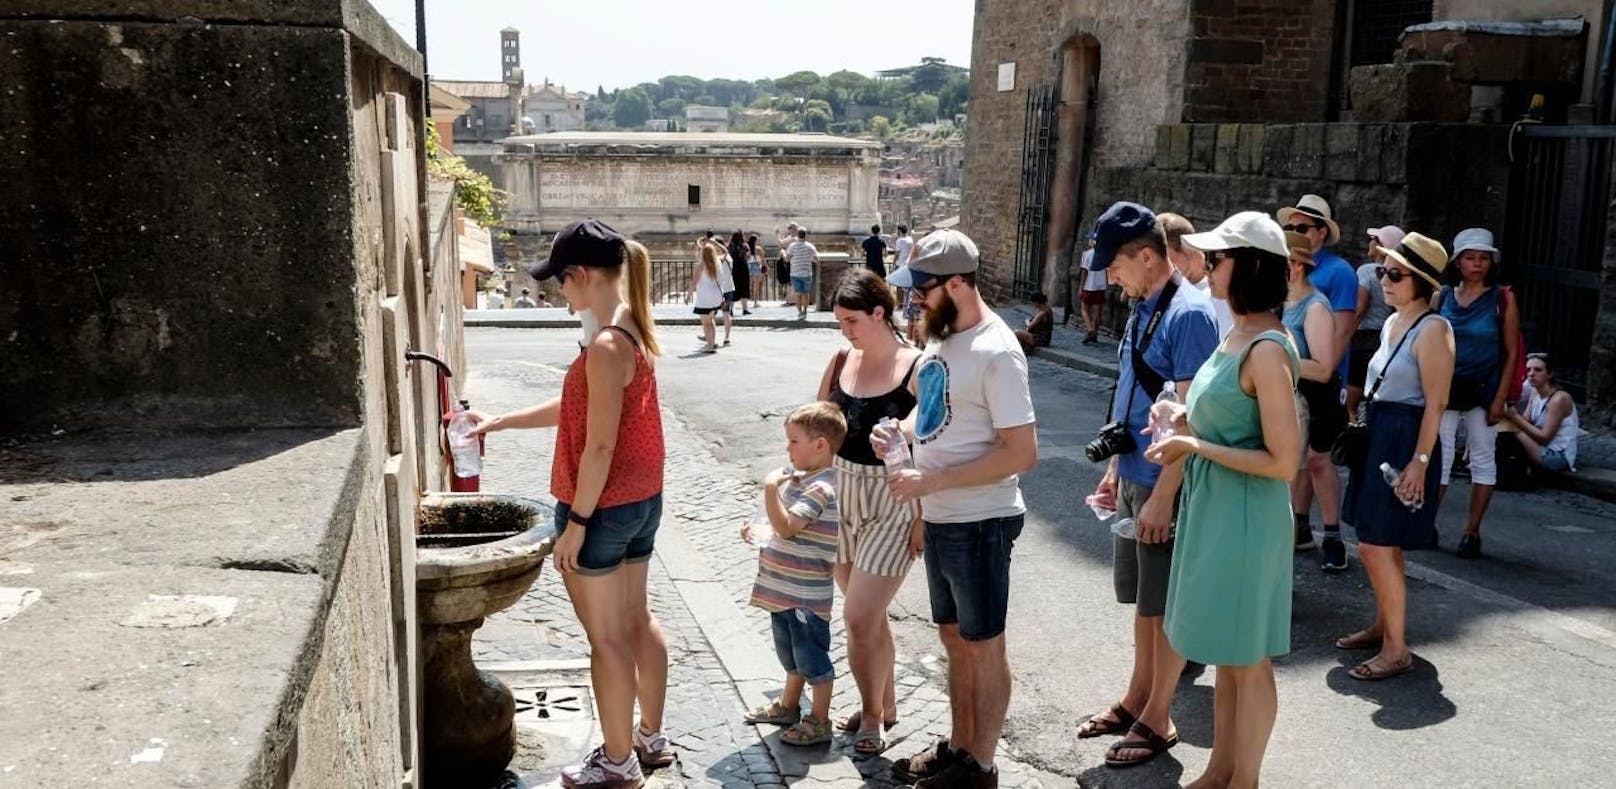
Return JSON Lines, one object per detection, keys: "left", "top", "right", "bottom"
{"left": 1325, "top": 656, "right": 1457, "bottom": 731}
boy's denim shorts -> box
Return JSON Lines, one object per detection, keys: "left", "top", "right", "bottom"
{"left": 922, "top": 514, "right": 1024, "bottom": 641}
{"left": 554, "top": 494, "right": 663, "bottom": 575}
{"left": 790, "top": 276, "right": 812, "bottom": 294}
{"left": 769, "top": 608, "right": 834, "bottom": 686}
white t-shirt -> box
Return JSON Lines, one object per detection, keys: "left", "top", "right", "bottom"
{"left": 1080, "top": 249, "right": 1108, "bottom": 292}
{"left": 716, "top": 253, "right": 736, "bottom": 292}
{"left": 694, "top": 267, "right": 724, "bottom": 308}
{"left": 895, "top": 235, "right": 915, "bottom": 266}
{"left": 912, "top": 313, "right": 1037, "bottom": 523}
{"left": 1190, "top": 277, "right": 1235, "bottom": 339}
{"left": 484, "top": 291, "right": 503, "bottom": 310}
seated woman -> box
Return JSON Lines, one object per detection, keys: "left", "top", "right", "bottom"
{"left": 1504, "top": 352, "right": 1579, "bottom": 473}
{"left": 1015, "top": 292, "right": 1055, "bottom": 352}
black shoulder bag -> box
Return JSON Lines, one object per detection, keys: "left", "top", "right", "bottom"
{"left": 1330, "top": 311, "right": 1433, "bottom": 468}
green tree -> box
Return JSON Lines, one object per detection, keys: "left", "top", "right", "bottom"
{"left": 425, "top": 124, "right": 505, "bottom": 228}
{"left": 870, "top": 115, "right": 892, "bottom": 139}
{"left": 614, "top": 87, "right": 653, "bottom": 128}
{"left": 938, "top": 72, "right": 970, "bottom": 119}
{"left": 775, "top": 70, "right": 823, "bottom": 97}
{"left": 903, "top": 92, "right": 940, "bottom": 125}
{"left": 802, "top": 98, "right": 833, "bottom": 132}
{"left": 909, "top": 57, "right": 955, "bottom": 93}
{"left": 657, "top": 97, "right": 687, "bottom": 117}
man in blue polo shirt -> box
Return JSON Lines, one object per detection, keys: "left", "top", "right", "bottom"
{"left": 1081, "top": 202, "right": 1217, "bottom": 768}
{"left": 1277, "top": 194, "right": 1359, "bottom": 570}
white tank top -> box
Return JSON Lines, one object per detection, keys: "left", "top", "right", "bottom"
{"left": 1529, "top": 389, "right": 1579, "bottom": 469}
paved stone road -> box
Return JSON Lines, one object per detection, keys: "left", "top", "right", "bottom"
{"left": 465, "top": 338, "right": 1058, "bottom": 788}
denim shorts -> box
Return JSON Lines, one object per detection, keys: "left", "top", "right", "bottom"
{"left": 770, "top": 608, "right": 834, "bottom": 685}
{"left": 790, "top": 276, "right": 812, "bottom": 294}
{"left": 1542, "top": 448, "right": 1572, "bottom": 473}
{"left": 554, "top": 494, "right": 663, "bottom": 575}
{"left": 922, "top": 514, "right": 1024, "bottom": 641}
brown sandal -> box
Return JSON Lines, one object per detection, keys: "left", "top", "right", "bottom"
{"left": 1077, "top": 703, "right": 1136, "bottom": 739}
{"left": 1104, "top": 720, "right": 1179, "bottom": 768}
{"left": 1350, "top": 654, "right": 1415, "bottom": 681}
{"left": 1335, "top": 629, "right": 1383, "bottom": 650}
{"left": 838, "top": 712, "right": 897, "bottom": 733}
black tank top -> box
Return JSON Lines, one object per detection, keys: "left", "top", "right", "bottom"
{"left": 828, "top": 349, "right": 920, "bottom": 466}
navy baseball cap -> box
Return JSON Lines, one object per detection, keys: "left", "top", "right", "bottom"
{"left": 528, "top": 219, "right": 627, "bottom": 281}
{"left": 1088, "top": 202, "right": 1157, "bottom": 272}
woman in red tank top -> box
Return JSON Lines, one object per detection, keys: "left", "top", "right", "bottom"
{"left": 470, "top": 219, "right": 672, "bottom": 789}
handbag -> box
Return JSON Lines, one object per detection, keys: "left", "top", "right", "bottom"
{"left": 1330, "top": 312, "right": 1434, "bottom": 467}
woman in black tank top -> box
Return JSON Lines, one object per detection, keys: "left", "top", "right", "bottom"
{"left": 813, "top": 269, "right": 923, "bottom": 752}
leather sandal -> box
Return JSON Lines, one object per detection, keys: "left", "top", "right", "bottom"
{"left": 1350, "top": 654, "right": 1416, "bottom": 681}
{"left": 838, "top": 712, "right": 897, "bottom": 733}
{"left": 1104, "top": 720, "right": 1179, "bottom": 768}
{"left": 1077, "top": 703, "right": 1137, "bottom": 739}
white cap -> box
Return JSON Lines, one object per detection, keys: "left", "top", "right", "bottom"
{"left": 1451, "top": 228, "right": 1500, "bottom": 261}
{"left": 1181, "top": 211, "right": 1289, "bottom": 259}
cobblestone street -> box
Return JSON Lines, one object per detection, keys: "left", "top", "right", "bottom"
{"left": 466, "top": 332, "right": 1057, "bottom": 788}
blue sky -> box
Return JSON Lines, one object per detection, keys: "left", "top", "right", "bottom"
{"left": 370, "top": 0, "right": 974, "bottom": 90}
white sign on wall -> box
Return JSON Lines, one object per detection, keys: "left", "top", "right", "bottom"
{"left": 997, "top": 62, "right": 1016, "bottom": 92}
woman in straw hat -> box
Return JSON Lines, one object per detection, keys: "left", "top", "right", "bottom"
{"left": 1281, "top": 230, "right": 1347, "bottom": 570}
{"left": 1337, "top": 233, "right": 1455, "bottom": 681}
{"left": 1434, "top": 227, "right": 1520, "bottom": 559}
{"left": 1147, "top": 211, "right": 1301, "bottom": 789}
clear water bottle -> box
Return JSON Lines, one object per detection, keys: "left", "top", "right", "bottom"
{"left": 1085, "top": 494, "right": 1117, "bottom": 521}
{"left": 878, "top": 417, "right": 913, "bottom": 470}
{"left": 744, "top": 497, "right": 774, "bottom": 549}
{"left": 1111, "top": 518, "right": 1138, "bottom": 540}
{"left": 1148, "top": 385, "right": 1179, "bottom": 448}
{"left": 1379, "top": 462, "right": 1420, "bottom": 511}
{"left": 447, "top": 400, "right": 482, "bottom": 478}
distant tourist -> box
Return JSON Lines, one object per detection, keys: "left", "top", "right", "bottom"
{"left": 862, "top": 224, "right": 888, "bottom": 277}
{"left": 708, "top": 236, "right": 737, "bottom": 346}
{"left": 1077, "top": 236, "right": 1107, "bottom": 344}
{"left": 728, "top": 229, "right": 754, "bottom": 314}
{"left": 1014, "top": 292, "right": 1053, "bottom": 352}
{"left": 466, "top": 219, "right": 673, "bottom": 789}
{"left": 746, "top": 233, "right": 766, "bottom": 312}
{"left": 690, "top": 243, "right": 726, "bottom": 352}
{"left": 785, "top": 228, "right": 820, "bottom": 319}
{"left": 741, "top": 402, "right": 846, "bottom": 747}
{"left": 535, "top": 292, "right": 554, "bottom": 308}
{"left": 1160, "top": 212, "right": 1232, "bottom": 339}
{"left": 485, "top": 287, "right": 505, "bottom": 310}
{"left": 1281, "top": 230, "right": 1345, "bottom": 570}
{"left": 1505, "top": 352, "right": 1580, "bottom": 474}
{"left": 776, "top": 222, "right": 800, "bottom": 301}
{"left": 893, "top": 224, "right": 914, "bottom": 268}
{"left": 1350, "top": 226, "right": 1404, "bottom": 417}
{"left": 515, "top": 288, "right": 538, "bottom": 309}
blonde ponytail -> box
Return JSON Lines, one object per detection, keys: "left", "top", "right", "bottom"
{"left": 623, "top": 239, "right": 660, "bottom": 356}
{"left": 699, "top": 244, "right": 720, "bottom": 280}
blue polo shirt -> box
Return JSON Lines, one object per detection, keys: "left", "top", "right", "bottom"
{"left": 1308, "top": 248, "right": 1358, "bottom": 383}
{"left": 1111, "top": 277, "right": 1219, "bottom": 487}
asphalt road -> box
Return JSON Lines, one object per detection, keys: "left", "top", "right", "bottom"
{"left": 466, "top": 325, "right": 1616, "bottom": 788}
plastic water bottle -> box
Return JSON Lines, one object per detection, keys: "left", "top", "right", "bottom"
{"left": 1379, "top": 462, "right": 1421, "bottom": 511}
{"left": 447, "top": 401, "right": 482, "bottom": 478}
{"left": 745, "top": 497, "right": 775, "bottom": 548}
{"left": 1149, "top": 385, "right": 1179, "bottom": 448}
{"left": 878, "top": 417, "right": 913, "bottom": 470}
{"left": 1085, "top": 494, "right": 1117, "bottom": 521}
{"left": 1111, "top": 518, "right": 1138, "bottom": 540}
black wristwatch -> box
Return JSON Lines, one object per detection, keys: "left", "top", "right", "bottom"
{"left": 567, "top": 510, "right": 592, "bottom": 527}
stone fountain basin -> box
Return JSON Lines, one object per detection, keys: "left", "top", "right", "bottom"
{"left": 416, "top": 492, "right": 555, "bottom": 625}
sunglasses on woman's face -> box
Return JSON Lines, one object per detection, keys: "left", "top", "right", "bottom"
{"left": 1374, "top": 265, "right": 1409, "bottom": 284}
{"left": 1206, "top": 250, "right": 1236, "bottom": 270}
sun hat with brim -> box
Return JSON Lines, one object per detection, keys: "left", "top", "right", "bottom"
{"left": 1182, "top": 211, "right": 1290, "bottom": 259}
{"left": 1276, "top": 193, "right": 1341, "bottom": 246}
{"left": 1367, "top": 225, "right": 1406, "bottom": 249}
{"left": 887, "top": 228, "right": 980, "bottom": 289}
{"left": 1285, "top": 230, "right": 1316, "bottom": 267}
{"left": 1086, "top": 201, "right": 1157, "bottom": 272}
{"left": 1380, "top": 232, "right": 1449, "bottom": 290}
{"left": 528, "top": 218, "right": 627, "bottom": 281}
{"left": 1450, "top": 227, "right": 1500, "bottom": 262}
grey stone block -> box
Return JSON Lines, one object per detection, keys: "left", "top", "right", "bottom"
{"left": 1238, "top": 124, "right": 1266, "bottom": 174}
{"left": 1191, "top": 124, "right": 1217, "bottom": 172}
{"left": 1214, "top": 124, "right": 1240, "bottom": 174}
{"left": 1167, "top": 124, "right": 1192, "bottom": 170}
{"left": 1263, "top": 125, "right": 1293, "bottom": 178}
{"left": 1155, "top": 125, "right": 1173, "bottom": 169}
{"left": 1290, "top": 123, "right": 1326, "bottom": 180}
{"left": 1357, "top": 125, "right": 1384, "bottom": 184}
{"left": 1325, "top": 124, "right": 1359, "bottom": 182}
{"left": 1349, "top": 62, "right": 1469, "bottom": 123}
{"left": 1381, "top": 124, "right": 1410, "bottom": 185}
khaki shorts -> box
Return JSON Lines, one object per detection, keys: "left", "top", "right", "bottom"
{"left": 835, "top": 457, "right": 920, "bottom": 578}
{"left": 1112, "top": 478, "right": 1175, "bottom": 617}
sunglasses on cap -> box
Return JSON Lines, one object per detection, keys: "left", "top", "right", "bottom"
{"left": 1374, "top": 265, "right": 1411, "bottom": 283}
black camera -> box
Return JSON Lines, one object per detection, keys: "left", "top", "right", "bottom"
{"left": 1085, "top": 421, "right": 1137, "bottom": 464}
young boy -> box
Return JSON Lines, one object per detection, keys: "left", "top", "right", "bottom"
{"left": 741, "top": 401, "right": 845, "bottom": 746}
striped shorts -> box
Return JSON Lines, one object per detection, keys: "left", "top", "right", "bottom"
{"left": 835, "top": 456, "right": 921, "bottom": 578}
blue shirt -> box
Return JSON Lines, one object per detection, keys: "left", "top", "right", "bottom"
{"left": 1440, "top": 285, "right": 1503, "bottom": 400}
{"left": 1308, "top": 249, "right": 1358, "bottom": 383}
{"left": 1282, "top": 291, "right": 1331, "bottom": 362}
{"left": 1111, "top": 278, "right": 1219, "bottom": 487}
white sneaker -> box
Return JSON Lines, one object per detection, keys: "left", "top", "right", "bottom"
{"left": 561, "top": 746, "right": 645, "bottom": 789}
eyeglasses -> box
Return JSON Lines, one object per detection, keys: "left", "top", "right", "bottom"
{"left": 1282, "top": 223, "right": 1322, "bottom": 233}
{"left": 1206, "top": 251, "right": 1236, "bottom": 270}
{"left": 912, "top": 278, "right": 948, "bottom": 297}
{"left": 1374, "top": 265, "right": 1409, "bottom": 284}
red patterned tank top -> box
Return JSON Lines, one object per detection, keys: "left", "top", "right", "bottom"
{"left": 551, "top": 326, "right": 665, "bottom": 508}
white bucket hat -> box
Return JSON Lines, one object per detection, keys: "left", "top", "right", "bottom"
{"left": 1450, "top": 228, "right": 1500, "bottom": 262}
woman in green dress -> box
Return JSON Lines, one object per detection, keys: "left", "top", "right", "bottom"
{"left": 1147, "top": 212, "right": 1302, "bottom": 789}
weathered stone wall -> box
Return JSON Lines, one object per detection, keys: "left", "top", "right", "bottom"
{"left": 1184, "top": 0, "right": 1338, "bottom": 123}
{"left": 1434, "top": 0, "right": 1606, "bottom": 103}
{"left": 962, "top": 0, "right": 1191, "bottom": 297}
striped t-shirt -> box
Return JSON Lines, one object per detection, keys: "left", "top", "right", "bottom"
{"left": 749, "top": 466, "right": 839, "bottom": 622}
{"left": 786, "top": 240, "right": 818, "bottom": 278}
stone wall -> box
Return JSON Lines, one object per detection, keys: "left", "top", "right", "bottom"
{"left": 1185, "top": 0, "right": 1338, "bottom": 122}
{"left": 1433, "top": 0, "right": 1606, "bottom": 103}
{"left": 0, "top": 3, "right": 452, "bottom": 787}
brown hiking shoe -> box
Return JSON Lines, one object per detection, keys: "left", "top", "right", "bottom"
{"left": 891, "top": 739, "right": 960, "bottom": 784}
{"left": 916, "top": 758, "right": 998, "bottom": 789}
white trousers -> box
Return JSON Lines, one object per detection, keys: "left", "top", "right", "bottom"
{"left": 1440, "top": 407, "right": 1497, "bottom": 486}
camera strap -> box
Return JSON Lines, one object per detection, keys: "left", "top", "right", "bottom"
{"left": 1106, "top": 276, "right": 1179, "bottom": 424}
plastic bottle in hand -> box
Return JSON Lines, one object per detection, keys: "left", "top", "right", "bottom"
{"left": 447, "top": 400, "right": 482, "bottom": 478}
{"left": 878, "top": 417, "right": 913, "bottom": 470}
{"left": 744, "top": 498, "right": 774, "bottom": 549}
{"left": 1379, "top": 462, "right": 1421, "bottom": 511}
{"left": 1110, "top": 518, "right": 1138, "bottom": 540}
{"left": 1148, "top": 385, "right": 1179, "bottom": 448}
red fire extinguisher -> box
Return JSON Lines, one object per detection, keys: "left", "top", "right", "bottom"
{"left": 405, "top": 350, "right": 482, "bottom": 492}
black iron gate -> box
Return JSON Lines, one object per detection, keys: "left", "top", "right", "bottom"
{"left": 1012, "top": 85, "right": 1057, "bottom": 299}
{"left": 1501, "top": 124, "right": 1613, "bottom": 399}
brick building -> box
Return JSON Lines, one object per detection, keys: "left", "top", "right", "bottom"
{"left": 963, "top": 0, "right": 1616, "bottom": 417}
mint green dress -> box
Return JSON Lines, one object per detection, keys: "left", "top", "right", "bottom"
{"left": 1164, "top": 330, "right": 1299, "bottom": 666}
